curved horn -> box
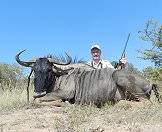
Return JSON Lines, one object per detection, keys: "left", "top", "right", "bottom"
{"left": 53, "top": 63, "right": 95, "bottom": 71}
{"left": 15, "top": 50, "right": 35, "bottom": 67}
{"left": 48, "top": 52, "right": 72, "bottom": 65}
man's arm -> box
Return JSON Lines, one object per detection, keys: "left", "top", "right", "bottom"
{"left": 116, "top": 57, "right": 127, "bottom": 70}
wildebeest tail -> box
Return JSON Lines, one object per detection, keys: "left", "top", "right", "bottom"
{"left": 152, "top": 84, "right": 161, "bottom": 102}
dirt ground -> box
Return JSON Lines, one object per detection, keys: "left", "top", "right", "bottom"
{"left": 0, "top": 103, "right": 162, "bottom": 132}
{"left": 0, "top": 105, "right": 64, "bottom": 132}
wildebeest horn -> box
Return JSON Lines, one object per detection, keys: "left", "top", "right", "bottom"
{"left": 15, "top": 50, "right": 36, "bottom": 67}
{"left": 48, "top": 52, "right": 72, "bottom": 65}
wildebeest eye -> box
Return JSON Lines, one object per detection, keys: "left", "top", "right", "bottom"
{"left": 47, "top": 69, "right": 51, "bottom": 72}
{"left": 47, "top": 68, "right": 53, "bottom": 72}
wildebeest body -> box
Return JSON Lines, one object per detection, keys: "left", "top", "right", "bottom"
{"left": 113, "top": 69, "right": 160, "bottom": 101}
{"left": 48, "top": 68, "right": 117, "bottom": 107}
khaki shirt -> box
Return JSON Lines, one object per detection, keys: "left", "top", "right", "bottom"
{"left": 88, "top": 60, "right": 114, "bottom": 69}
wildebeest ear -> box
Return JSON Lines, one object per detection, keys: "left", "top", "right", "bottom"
{"left": 48, "top": 53, "right": 72, "bottom": 65}
{"left": 28, "top": 59, "right": 37, "bottom": 63}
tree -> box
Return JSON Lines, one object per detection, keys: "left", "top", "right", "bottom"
{"left": 138, "top": 19, "right": 162, "bottom": 67}
{"left": 138, "top": 19, "right": 162, "bottom": 81}
{"left": 125, "top": 63, "right": 142, "bottom": 75}
{"left": 142, "top": 67, "right": 162, "bottom": 81}
{"left": 0, "top": 63, "right": 24, "bottom": 91}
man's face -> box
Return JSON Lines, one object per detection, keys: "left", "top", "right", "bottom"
{"left": 91, "top": 48, "right": 101, "bottom": 60}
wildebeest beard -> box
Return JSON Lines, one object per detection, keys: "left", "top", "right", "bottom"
{"left": 33, "top": 58, "right": 56, "bottom": 94}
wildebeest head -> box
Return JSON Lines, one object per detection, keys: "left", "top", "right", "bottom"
{"left": 16, "top": 50, "right": 72, "bottom": 98}
{"left": 32, "top": 57, "right": 55, "bottom": 94}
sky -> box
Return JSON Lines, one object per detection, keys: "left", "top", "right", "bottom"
{"left": 0, "top": 0, "right": 161, "bottom": 70}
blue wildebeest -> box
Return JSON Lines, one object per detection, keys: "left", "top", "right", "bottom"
{"left": 16, "top": 50, "right": 161, "bottom": 107}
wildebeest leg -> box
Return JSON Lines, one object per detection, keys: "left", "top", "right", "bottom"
{"left": 116, "top": 86, "right": 125, "bottom": 100}
{"left": 152, "top": 84, "right": 161, "bottom": 102}
{"left": 33, "top": 93, "right": 63, "bottom": 106}
{"left": 113, "top": 70, "right": 141, "bottom": 101}
{"left": 34, "top": 99, "right": 63, "bottom": 107}
{"left": 34, "top": 89, "right": 75, "bottom": 106}
{"left": 36, "top": 93, "right": 61, "bottom": 102}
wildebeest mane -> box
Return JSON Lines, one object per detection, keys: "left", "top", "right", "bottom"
{"left": 45, "top": 54, "right": 87, "bottom": 64}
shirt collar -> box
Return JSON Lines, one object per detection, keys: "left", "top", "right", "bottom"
{"left": 92, "top": 59, "right": 102, "bottom": 65}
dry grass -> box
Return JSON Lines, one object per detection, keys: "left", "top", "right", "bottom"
{"left": 0, "top": 82, "right": 162, "bottom": 131}
{"left": 56, "top": 99, "right": 162, "bottom": 131}
{"left": 0, "top": 83, "right": 34, "bottom": 111}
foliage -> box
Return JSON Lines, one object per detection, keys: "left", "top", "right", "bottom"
{"left": 142, "top": 66, "right": 162, "bottom": 81}
{"left": 138, "top": 19, "right": 162, "bottom": 67}
{"left": 125, "top": 63, "right": 142, "bottom": 75}
{"left": 0, "top": 63, "right": 34, "bottom": 109}
{"left": 0, "top": 63, "right": 24, "bottom": 91}
{"left": 138, "top": 19, "right": 162, "bottom": 82}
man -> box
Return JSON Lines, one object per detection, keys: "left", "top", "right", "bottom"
{"left": 88, "top": 44, "right": 127, "bottom": 69}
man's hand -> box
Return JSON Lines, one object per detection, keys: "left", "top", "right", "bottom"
{"left": 115, "top": 57, "right": 127, "bottom": 70}
{"left": 119, "top": 57, "right": 127, "bottom": 64}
